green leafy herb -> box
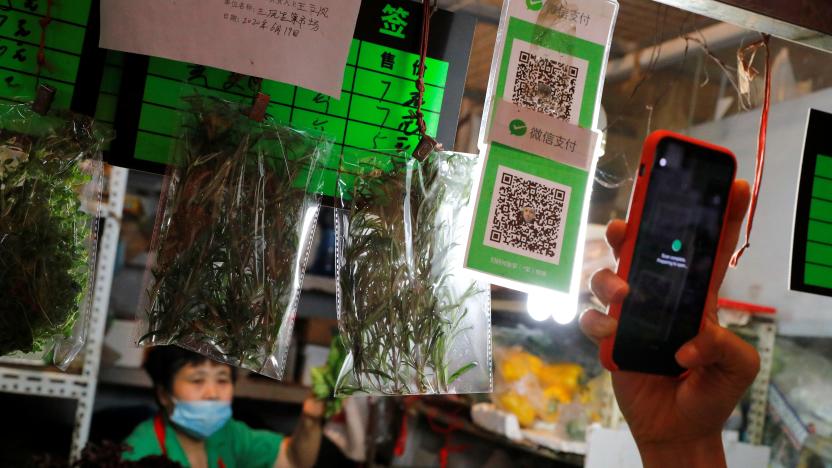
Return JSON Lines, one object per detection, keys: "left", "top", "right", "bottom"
{"left": 141, "top": 96, "right": 327, "bottom": 378}
{"left": 0, "top": 109, "right": 101, "bottom": 357}
{"left": 310, "top": 335, "right": 348, "bottom": 418}
{"left": 335, "top": 151, "right": 489, "bottom": 395}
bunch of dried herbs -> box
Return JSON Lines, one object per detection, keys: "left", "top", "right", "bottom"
{"left": 0, "top": 104, "right": 103, "bottom": 363}
{"left": 335, "top": 151, "right": 492, "bottom": 395}
{"left": 140, "top": 96, "right": 328, "bottom": 379}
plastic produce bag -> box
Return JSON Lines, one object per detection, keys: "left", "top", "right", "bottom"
{"left": 0, "top": 101, "right": 105, "bottom": 369}
{"left": 334, "top": 151, "right": 492, "bottom": 395}
{"left": 139, "top": 96, "right": 330, "bottom": 379}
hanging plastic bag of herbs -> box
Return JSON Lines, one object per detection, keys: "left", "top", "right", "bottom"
{"left": 139, "top": 95, "right": 330, "bottom": 379}
{"left": 0, "top": 100, "right": 105, "bottom": 369}
{"left": 334, "top": 150, "right": 492, "bottom": 396}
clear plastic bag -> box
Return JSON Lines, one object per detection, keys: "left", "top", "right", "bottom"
{"left": 139, "top": 95, "right": 330, "bottom": 379}
{"left": 334, "top": 151, "right": 492, "bottom": 395}
{"left": 0, "top": 102, "right": 105, "bottom": 369}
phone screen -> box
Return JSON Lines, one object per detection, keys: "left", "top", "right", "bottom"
{"left": 613, "top": 137, "right": 735, "bottom": 375}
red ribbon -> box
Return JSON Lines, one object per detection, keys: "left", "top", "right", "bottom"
{"left": 731, "top": 35, "right": 772, "bottom": 266}
{"left": 35, "top": 0, "right": 54, "bottom": 76}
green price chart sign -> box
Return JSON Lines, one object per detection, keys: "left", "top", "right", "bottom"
{"left": 0, "top": 0, "right": 102, "bottom": 115}
{"left": 106, "top": 0, "right": 475, "bottom": 197}
{"left": 791, "top": 108, "right": 832, "bottom": 297}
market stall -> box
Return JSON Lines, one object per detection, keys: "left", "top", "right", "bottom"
{"left": 0, "top": 0, "right": 831, "bottom": 467}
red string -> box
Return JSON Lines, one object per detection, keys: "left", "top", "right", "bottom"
{"left": 393, "top": 408, "right": 409, "bottom": 456}
{"left": 424, "top": 406, "right": 468, "bottom": 468}
{"left": 414, "top": 0, "right": 432, "bottom": 138}
{"left": 731, "top": 35, "right": 771, "bottom": 267}
{"left": 36, "top": 0, "right": 54, "bottom": 78}
{"left": 393, "top": 396, "right": 418, "bottom": 457}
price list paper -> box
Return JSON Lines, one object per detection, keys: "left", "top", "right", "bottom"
{"left": 0, "top": 0, "right": 95, "bottom": 110}
{"left": 108, "top": 0, "right": 475, "bottom": 197}
{"left": 100, "top": 0, "right": 361, "bottom": 99}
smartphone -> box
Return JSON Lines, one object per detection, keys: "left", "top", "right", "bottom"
{"left": 600, "top": 131, "right": 736, "bottom": 376}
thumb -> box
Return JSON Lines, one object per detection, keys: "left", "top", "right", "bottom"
{"left": 675, "top": 321, "right": 760, "bottom": 387}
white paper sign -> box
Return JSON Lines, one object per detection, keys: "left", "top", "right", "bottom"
{"left": 100, "top": 0, "right": 361, "bottom": 98}
{"left": 489, "top": 100, "right": 599, "bottom": 171}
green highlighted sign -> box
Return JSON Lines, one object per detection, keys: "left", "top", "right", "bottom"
{"left": 791, "top": 109, "right": 832, "bottom": 297}
{"left": 672, "top": 239, "right": 683, "bottom": 253}
{"left": 0, "top": 0, "right": 94, "bottom": 110}
{"left": 107, "top": 0, "right": 475, "bottom": 200}
{"left": 526, "top": 0, "right": 544, "bottom": 11}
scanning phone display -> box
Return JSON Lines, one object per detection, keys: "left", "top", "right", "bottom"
{"left": 601, "top": 131, "right": 736, "bottom": 376}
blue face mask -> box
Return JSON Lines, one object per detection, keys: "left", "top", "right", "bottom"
{"left": 170, "top": 399, "right": 232, "bottom": 439}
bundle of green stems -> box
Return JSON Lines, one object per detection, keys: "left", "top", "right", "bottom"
{"left": 337, "top": 152, "right": 484, "bottom": 395}
{"left": 142, "top": 96, "right": 323, "bottom": 375}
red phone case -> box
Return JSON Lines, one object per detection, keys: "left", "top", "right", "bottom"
{"left": 599, "top": 130, "right": 737, "bottom": 374}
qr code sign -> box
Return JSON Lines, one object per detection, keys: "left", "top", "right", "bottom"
{"left": 504, "top": 41, "right": 588, "bottom": 126}
{"left": 484, "top": 166, "right": 571, "bottom": 265}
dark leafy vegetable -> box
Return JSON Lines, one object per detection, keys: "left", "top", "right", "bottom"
{"left": 0, "top": 106, "right": 101, "bottom": 359}
{"left": 310, "top": 334, "right": 348, "bottom": 418}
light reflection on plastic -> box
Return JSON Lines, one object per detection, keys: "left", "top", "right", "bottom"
{"left": 526, "top": 290, "right": 578, "bottom": 324}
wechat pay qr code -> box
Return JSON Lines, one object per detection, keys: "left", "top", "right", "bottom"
{"left": 506, "top": 43, "right": 588, "bottom": 125}
{"left": 484, "top": 166, "right": 571, "bottom": 265}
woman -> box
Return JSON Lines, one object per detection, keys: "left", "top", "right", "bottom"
{"left": 123, "top": 346, "right": 324, "bottom": 468}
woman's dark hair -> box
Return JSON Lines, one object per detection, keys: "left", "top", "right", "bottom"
{"left": 143, "top": 346, "right": 238, "bottom": 393}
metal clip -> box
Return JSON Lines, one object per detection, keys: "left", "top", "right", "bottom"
{"left": 249, "top": 92, "right": 270, "bottom": 122}
{"left": 32, "top": 84, "right": 56, "bottom": 116}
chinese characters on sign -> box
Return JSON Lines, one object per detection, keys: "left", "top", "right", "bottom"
{"left": 100, "top": 0, "right": 361, "bottom": 97}
{"left": 551, "top": 5, "right": 591, "bottom": 26}
{"left": 0, "top": 0, "right": 93, "bottom": 109}
{"left": 222, "top": 0, "right": 329, "bottom": 35}
{"left": 528, "top": 127, "right": 577, "bottom": 153}
{"left": 379, "top": 4, "right": 409, "bottom": 38}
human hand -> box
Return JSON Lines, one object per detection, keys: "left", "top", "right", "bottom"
{"left": 580, "top": 180, "right": 760, "bottom": 467}
{"left": 302, "top": 396, "right": 326, "bottom": 420}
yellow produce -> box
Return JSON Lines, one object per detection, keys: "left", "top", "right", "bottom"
{"left": 499, "top": 350, "right": 543, "bottom": 382}
{"left": 544, "top": 384, "right": 573, "bottom": 404}
{"left": 498, "top": 391, "right": 536, "bottom": 427}
{"left": 536, "top": 363, "right": 583, "bottom": 390}
{"left": 537, "top": 384, "right": 574, "bottom": 422}
{"left": 495, "top": 347, "right": 595, "bottom": 428}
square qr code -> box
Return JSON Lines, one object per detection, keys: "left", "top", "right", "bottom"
{"left": 484, "top": 166, "right": 571, "bottom": 265}
{"left": 510, "top": 49, "right": 581, "bottom": 123}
